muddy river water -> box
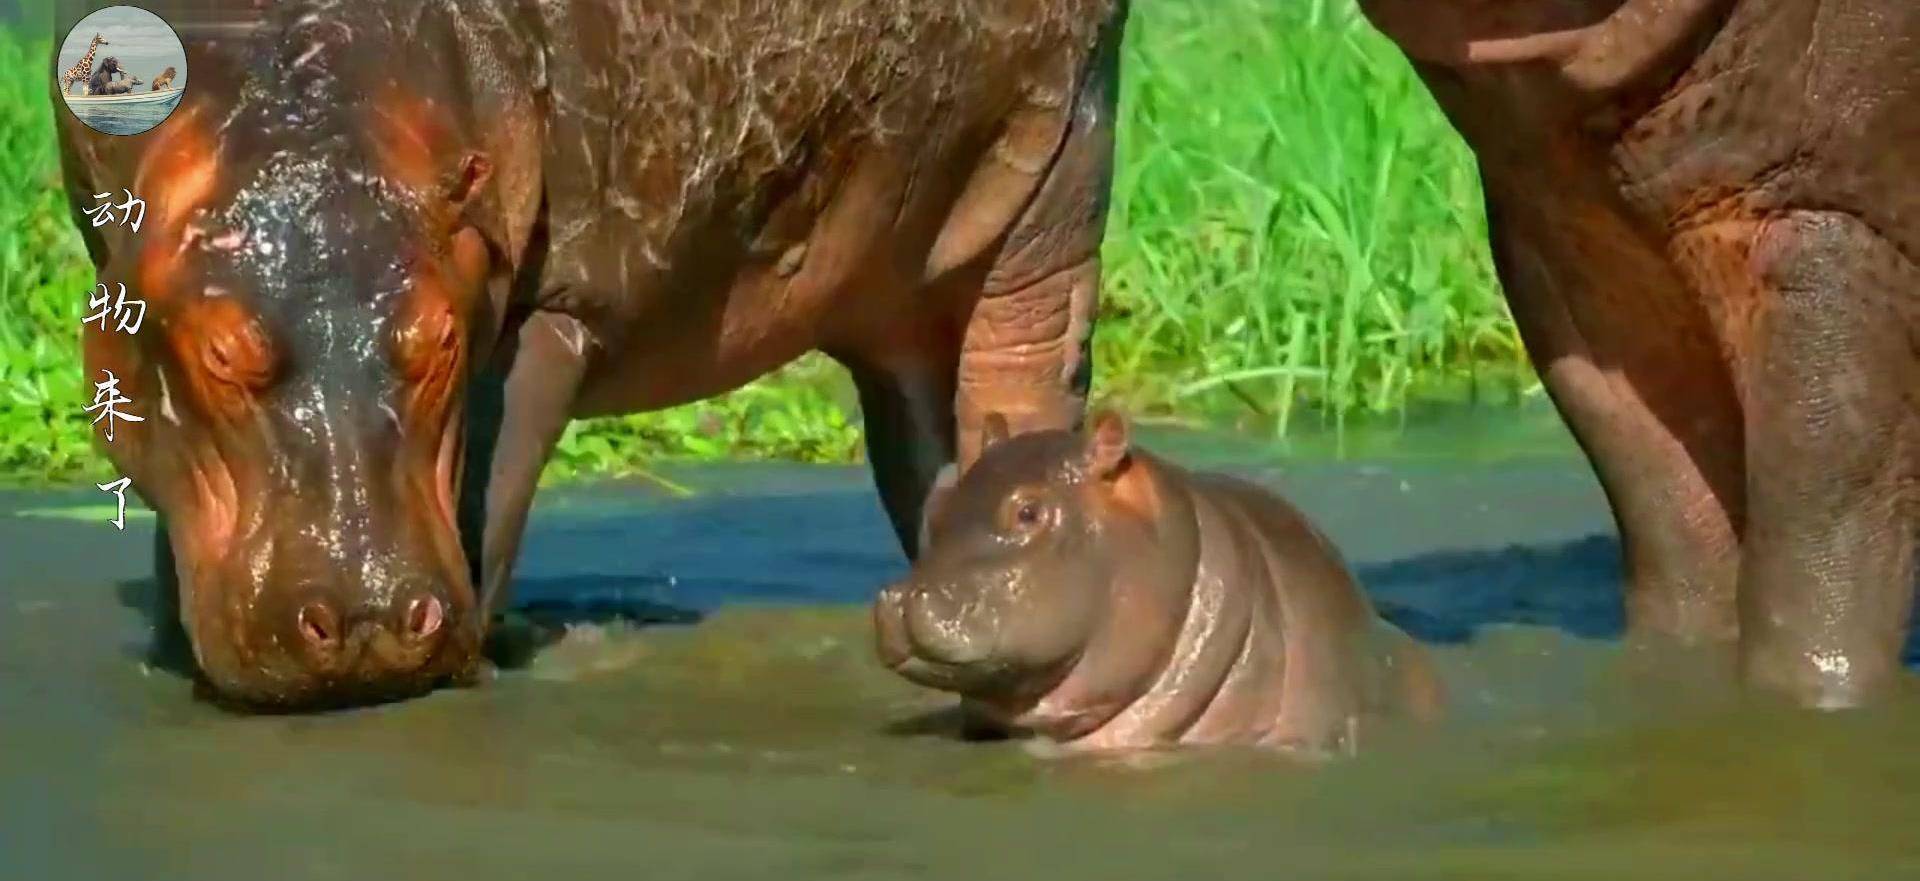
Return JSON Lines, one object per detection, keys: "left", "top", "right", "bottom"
{"left": 4, "top": 408, "right": 1920, "bottom": 880}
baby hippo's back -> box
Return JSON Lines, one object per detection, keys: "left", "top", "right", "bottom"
{"left": 1182, "top": 469, "right": 1446, "bottom": 753}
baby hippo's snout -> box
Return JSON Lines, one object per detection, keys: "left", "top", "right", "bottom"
{"left": 873, "top": 579, "right": 1000, "bottom": 688}
{"left": 873, "top": 581, "right": 914, "bottom": 668}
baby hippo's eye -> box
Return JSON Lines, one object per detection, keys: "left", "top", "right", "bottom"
{"left": 1001, "top": 492, "right": 1052, "bottom": 534}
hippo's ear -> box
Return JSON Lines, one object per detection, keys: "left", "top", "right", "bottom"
{"left": 917, "top": 462, "right": 961, "bottom": 552}
{"left": 367, "top": 89, "right": 496, "bottom": 229}
{"left": 980, "top": 413, "right": 1012, "bottom": 454}
{"left": 445, "top": 151, "right": 495, "bottom": 214}
{"left": 1084, "top": 409, "right": 1131, "bottom": 478}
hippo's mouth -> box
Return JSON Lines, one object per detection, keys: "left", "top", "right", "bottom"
{"left": 199, "top": 666, "right": 452, "bottom": 714}
{"left": 203, "top": 646, "right": 481, "bottom": 713}
{"left": 887, "top": 654, "right": 1018, "bottom": 695}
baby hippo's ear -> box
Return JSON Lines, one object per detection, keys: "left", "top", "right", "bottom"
{"left": 1085, "top": 410, "right": 1131, "bottom": 478}
{"left": 917, "top": 462, "right": 961, "bottom": 553}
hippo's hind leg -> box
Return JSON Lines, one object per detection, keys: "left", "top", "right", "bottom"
{"left": 1735, "top": 212, "right": 1919, "bottom": 708}
{"left": 950, "top": 17, "right": 1121, "bottom": 470}
{"left": 1483, "top": 197, "right": 1746, "bottom": 648}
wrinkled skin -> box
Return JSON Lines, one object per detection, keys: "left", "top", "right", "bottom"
{"left": 56, "top": 0, "right": 1121, "bottom": 709}
{"left": 1358, "top": 0, "right": 1920, "bottom": 708}
{"left": 874, "top": 412, "right": 1444, "bottom": 755}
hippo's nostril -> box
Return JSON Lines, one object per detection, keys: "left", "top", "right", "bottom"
{"left": 403, "top": 596, "right": 445, "bottom": 641}
{"left": 297, "top": 601, "right": 342, "bottom": 651}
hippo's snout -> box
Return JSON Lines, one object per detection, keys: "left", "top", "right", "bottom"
{"left": 873, "top": 582, "right": 914, "bottom": 669}
{"left": 186, "top": 527, "right": 480, "bottom": 710}
{"left": 872, "top": 579, "right": 1009, "bottom": 694}
{"left": 291, "top": 589, "right": 448, "bottom": 664}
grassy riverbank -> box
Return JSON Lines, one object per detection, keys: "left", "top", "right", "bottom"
{"left": 0, "top": 0, "right": 1530, "bottom": 487}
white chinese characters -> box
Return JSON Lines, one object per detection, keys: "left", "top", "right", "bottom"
{"left": 84, "top": 189, "right": 151, "bottom": 530}
{"left": 85, "top": 282, "right": 146, "bottom": 334}
{"left": 83, "top": 189, "right": 146, "bottom": 232}
{"left": 87, "top": 368, "right": 145, "bottom": 444}
{"left": 97, "top": 477, "right": 134, "bottom": 531}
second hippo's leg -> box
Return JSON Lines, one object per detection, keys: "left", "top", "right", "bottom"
{"left": 951, "top": 19, "right": 1119, "bottom": 470}
{"left": 461, "top": 310, "right": 592, "bottom": 622}
{"left": 1482, "top": 195, "right": 1746, "bottom": 648}
{"left": 1736, "top": 211, "right": 1919, "bottom": 708}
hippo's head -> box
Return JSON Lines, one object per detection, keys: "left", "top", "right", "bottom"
{"left": 58, "top": 6, "right": 539, "bottom": 709}
{"left": 874, "top": 411, "right": 1147, "bottom": 706}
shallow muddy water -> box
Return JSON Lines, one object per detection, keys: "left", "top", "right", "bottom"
{"left": 5, "top": 407, "right": 1920, "bottom": 880}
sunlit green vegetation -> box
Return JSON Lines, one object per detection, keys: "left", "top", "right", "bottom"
{"left": 0, "top": 0, "right": 1530, "bottom": 486}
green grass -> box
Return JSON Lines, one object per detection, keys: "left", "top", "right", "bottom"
{"left": 1099, "top": 0, "right": 1528, "bottom": 436}
{"left": 0, "top": 29, "right": 97, "bottom": 483}
{"left": 0, "top": 0, "right": 1532, "bottom": 487}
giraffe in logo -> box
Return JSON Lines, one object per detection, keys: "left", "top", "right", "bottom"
{"left": 59, "top": 33, "right": 109, "bottom": 95}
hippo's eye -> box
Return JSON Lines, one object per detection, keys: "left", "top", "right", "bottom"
{"left": 1002, "top": 493, "right": 1051, "bottom": 534}
{"left": 201, "top": 307, "right": 276, "bottom": 391}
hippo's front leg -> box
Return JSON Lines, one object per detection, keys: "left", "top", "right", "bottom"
{"left": 1737, "top": 212, "right": 1919, "bottom": 708}
{"left": 461, "top": 310, "right": 593, "bottom": 624}
{"left": 837, "top": 348, "right": 958, "bottom": 560}
{"left": 952, "top": 19, "right": 1120, "bottom": 470}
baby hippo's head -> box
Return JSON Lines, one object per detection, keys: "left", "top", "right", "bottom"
{"left": 873, "top": 411, "right": 1138, "bottom": 705}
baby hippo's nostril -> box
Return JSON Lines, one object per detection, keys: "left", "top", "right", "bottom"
{"left": 298, "top": 601, "right": 343, "bottom": 652}
{"left": 402, "top": 595, "right": 445, "bottom": 641}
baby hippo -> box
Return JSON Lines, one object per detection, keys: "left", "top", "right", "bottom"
{"left": 873, "top": 411, "right": 1443, "bottom": 756}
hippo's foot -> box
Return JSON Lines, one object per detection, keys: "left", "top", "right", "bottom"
{"left": 448, "top": 656, "right": 497, "bottom": 689}
{"left": 482, "top": 610, "right": 552, "bottom": 670}
{"left": 1261, "top": 715, "right": 1362, "bottom": 763}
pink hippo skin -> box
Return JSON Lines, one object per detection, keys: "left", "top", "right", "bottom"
{"left": 873, "top": 411, "right": 1444, "bottom": 756}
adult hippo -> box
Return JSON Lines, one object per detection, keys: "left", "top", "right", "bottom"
{"left": 55, "top": 0, "right": 1122, "bottom": 709}
{"left": 1359, "top": 0, "right": 1919, "bottom": 707}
